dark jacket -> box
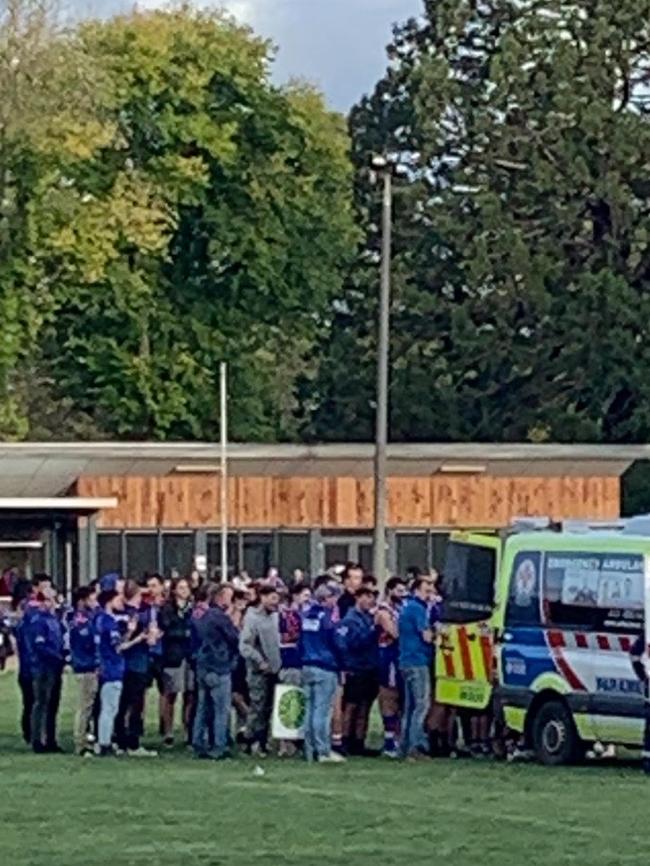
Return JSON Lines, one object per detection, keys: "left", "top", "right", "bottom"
{"left": 121, "top": 604, "right": 152, "bottom": 675}
{"left": 29, "top": 609, "right": 65, "bottom": 676}
{"left": 336, "top": 607, "right": 379, "bottom": 674}
{"left": 337, "top": 591, "right": 356, "bottom": 620}
{"left": 160, "top": 600, "right": 193, "bottom": 669}
{"left": 193, "top": 606, "right": 240, "bottom": 677}
{"left": 300, "top": 603, "right": 340, "bottom": 673}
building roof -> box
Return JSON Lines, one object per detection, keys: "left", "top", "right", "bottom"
{"left": 0, "top": 441, "right": 646, "bottom": 497}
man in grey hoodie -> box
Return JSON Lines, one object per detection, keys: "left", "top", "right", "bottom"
{"left": 239, "top": 585, "right": 281, "bottom": 755}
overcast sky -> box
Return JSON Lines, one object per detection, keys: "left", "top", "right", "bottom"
{"left": 79, "top": 0, "right": 424, "bottom": 110}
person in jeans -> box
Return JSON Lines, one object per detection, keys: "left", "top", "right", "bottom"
{"left": 95, "top": 589, "right": 145, "bottom": 757}
{"left": 69, "top": 586, "right": 100, "bottom": 756}
{"left": 29, "top": 589, "right": 65, "bottom": 753}
{"left": 398, "top": 576, "right": 434, "bottom": 760}
{"left": 300, "top": 583, "right": 344, "bottom": 764}
{"left": 337, "top": 586, "right": 380, "bottom": 756}
{"left": 192, "top": 583, "right": 240, "bottom": 760}
{"left": 239, "top": 586, "right": 281, "bottom": 756}
{"left": 114, "top": 581, "right": 160, "bottom": 758}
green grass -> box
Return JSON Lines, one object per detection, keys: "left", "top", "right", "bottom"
{"left": 0, "top": 670, "right": 647, "bottom": 866}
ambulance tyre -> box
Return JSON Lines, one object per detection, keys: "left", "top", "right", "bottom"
{"left": 532, "top": 700, "right": 582, "bottom": 766}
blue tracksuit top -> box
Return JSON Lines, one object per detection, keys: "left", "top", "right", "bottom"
{"left": 29, "top": 610, "right": 65, "bottom": 675}
{"left": 299, "top": 603, "right": 340, "bottom": 673}
{"left": 122, "top": 604, "right": 152, "bottom": 674}
{"left": 69, "top": 609, "right": 98, "bottom": 674}
{"left": 398, "top": 596, "right": 433, "bottom": 669}
{"left": 95, "top": 610, "right": 125, "bottom": 684}
{"left": 336, "top": 607, "right": 379, "bottom": 673}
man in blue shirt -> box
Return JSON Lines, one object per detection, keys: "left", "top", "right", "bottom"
{"left": 95, "top": 589, "right": 146, "bottom": 756}
{"left": 69, "top": 586, "right": 99, "bottom": 756}
{"left": 398, "top": 577, "right": 434, "bottom": 759}
{"left": 28, "top": 589, "right": 65, "bottom": 753}
{"left": 337, "top": 587, "right": 380, "bottom": 756}
{"left": 300, "top": 583, "right": 345, "bottom": 763}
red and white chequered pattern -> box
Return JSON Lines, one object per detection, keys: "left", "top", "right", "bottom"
{"left": 547, "top": 629, "right": 634, "bottom": 653}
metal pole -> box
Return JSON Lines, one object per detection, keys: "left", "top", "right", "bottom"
{"left": 220, "top": 362, "right": 228, "bottom": 581}
{"left": 373, "top": 168, "right": 392, "bottom": 585}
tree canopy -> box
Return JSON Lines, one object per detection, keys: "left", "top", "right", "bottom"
{"left": 305, "top": 0, "right": 650, "bottom": 444}
{"left": 1, "top": 2, "right": 357, "bottom": 440}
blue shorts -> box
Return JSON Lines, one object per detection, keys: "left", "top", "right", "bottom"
{"left": 379, "top": 647, "right": 401, "bottom": 690}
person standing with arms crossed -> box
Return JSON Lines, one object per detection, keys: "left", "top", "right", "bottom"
{"left": 398, "top": 577, "right": 434, "bottom": 760}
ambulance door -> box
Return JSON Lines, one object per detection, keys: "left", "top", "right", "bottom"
{"left": 436, "top": 535, "right": 501, "bottom": 710}
{"left": 590, "top": 551, "right": 646, "bottom": 747}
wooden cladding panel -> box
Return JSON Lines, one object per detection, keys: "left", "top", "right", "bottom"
{"left": 76, "top": 473, "right": 621, "bottom": 530}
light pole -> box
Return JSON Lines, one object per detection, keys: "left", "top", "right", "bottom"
{"left": 372, "top": 156, "right": 393, "bottom": 586}
{"left": 220, "top": 362, "right": 228, "bottom": 582}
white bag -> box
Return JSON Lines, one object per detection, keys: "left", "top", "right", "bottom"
{"left": 271, "top": 683, "right": 306, "bottom": 740}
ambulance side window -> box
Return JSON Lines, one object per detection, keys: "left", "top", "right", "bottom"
{"left": 505, "top": 551, "right": 541, "bottom": 626}
{"left": 542, "top": 551, "right": 644, "bottom": 633}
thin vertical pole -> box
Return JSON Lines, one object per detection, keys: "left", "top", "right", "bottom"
{"left": 220, "top": 362, "right": 228, "bottom": 581}
{"left": 373, "top": 169, "right": 392, "bottom": 586}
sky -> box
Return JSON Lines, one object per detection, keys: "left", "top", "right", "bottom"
{"left": 79, "top": 0, "right": 424, "bottom": 110}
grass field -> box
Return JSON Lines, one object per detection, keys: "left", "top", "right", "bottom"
{"left": 0, "top": 670, "right": 646, "bottom": 866}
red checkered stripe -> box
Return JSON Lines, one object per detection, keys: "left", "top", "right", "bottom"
{"left": 547, "top": 630, "right": 634, "bottom": 653}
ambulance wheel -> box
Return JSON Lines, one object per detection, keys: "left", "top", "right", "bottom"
{"left": 532, "top": 700, "right": 582, "bottom": 766}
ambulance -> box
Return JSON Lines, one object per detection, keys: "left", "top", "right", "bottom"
{"left": 436, "top": 517, "right": 650, "bottom": 764}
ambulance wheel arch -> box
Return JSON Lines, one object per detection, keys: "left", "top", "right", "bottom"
{"left": 525, "top": 691, "right": 585, "bottom": 765}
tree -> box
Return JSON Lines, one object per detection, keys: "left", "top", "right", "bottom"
{"left": 35, "top": 8, "right": 357, "bottom": 441}
{"left": 306, "top": 0, "right": 650, "bottom": 444}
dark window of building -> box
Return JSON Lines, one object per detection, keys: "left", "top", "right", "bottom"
{"left": 243, "top": 534, "right": 273, "bottom": 580}
{"left": 125, "top": 533, "right": 158, "bottom": 579}
{"left": 359, "top": 543, "right": 374, "bottom": 575}
{"left": 430, "top": 533, "right": 450, "bottom": 572}
{"left": 98, "top": 533, "right": 121, "bottom": 578}
{"left": 207, "top": 533, "right": 239, "bottom": 580}
{"left": 396, "top": 534, "right": 428, "bottom": 577}
{"left": 277, "top": 533, "right": 310, "bottom": 580}
{"left": 162, "top": 533, "right": 194, "bottom": 578}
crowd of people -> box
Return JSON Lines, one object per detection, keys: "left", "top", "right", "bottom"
{"left": 4, "top": 563, "right": 482, "bottom": 763}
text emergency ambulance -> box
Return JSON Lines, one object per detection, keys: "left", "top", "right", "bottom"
{"left": 436, "top": 517, "right": 650, "bottom": 765}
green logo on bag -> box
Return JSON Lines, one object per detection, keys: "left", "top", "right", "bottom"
{"left": 278, "top": 688, "right": 306, "bottom": 729}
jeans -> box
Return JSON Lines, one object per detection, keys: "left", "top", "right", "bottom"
{"left": 31, "top": 669, "right": 62, "bottom": 749}
{"left": 18, "top": 674, "right": 34, "bottom": 744}
{"left": 99, "top": 681, "right": 123, "bottom": 748}
{"left": 74, "top": 672, "right": 99, "bottom": 754}
{"left": 400, "top": 666, "right": 431, "bottom": 757}
{"left": 303, "top": 666, "right": 338, "bottom": 760}
{"left": 193, "top": 671, "right": 232, "bottom": 757}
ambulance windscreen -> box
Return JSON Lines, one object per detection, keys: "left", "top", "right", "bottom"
{"left": 442, "top": 542, "right": 497, "bottom": 623}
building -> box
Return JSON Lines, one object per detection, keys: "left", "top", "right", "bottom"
{"left": 0, "top": 441, "right": 646, "bottom": 590}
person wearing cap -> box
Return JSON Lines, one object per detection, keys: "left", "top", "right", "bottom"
{"left": 300, "top": 582, "right": 345, "bottom": 764}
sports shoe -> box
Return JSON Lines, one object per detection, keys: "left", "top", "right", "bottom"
{"left": 250, "top": 742, "right": 269, "bottom": 759}
{"left": 127, "top": 747, "right": 158, "bottom": 758}
{"left": 163, "top": 737, "right": 174, "bottom": 749}
{"left": 382, "top": 748, "right": 400, "bottom": 759}
{"left": 318, "top": 752, "right": 346, "bottom": 764}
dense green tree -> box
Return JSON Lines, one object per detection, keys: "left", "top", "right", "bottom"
{"left": 306, "top": 0, "right": 650, "bottom": 444}
{"left": 1, "top": 5, "right": 357, "bottom": 441}
{"left": 43, "top": 9, "right": 357, "bottom": 441}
